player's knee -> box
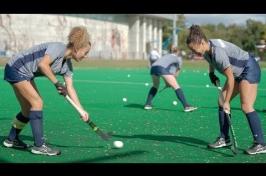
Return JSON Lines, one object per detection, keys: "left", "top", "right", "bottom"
{"left": 241, "top": 103, "right": 254, "bottom": 113}
{"left": 30, "top": 98, "right": 43, "bottom": 110}
{"left": 171, "top": 84, "right": 179, "bottom": 90}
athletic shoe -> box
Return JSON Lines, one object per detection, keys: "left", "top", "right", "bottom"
{"left": 3, "top": 138, "right": 30, "bottom": 149}
{"left": 184, "top": 106, "right": 198, "bottom": 112}
{"left": 208, "top": 137, "right": 232, "bottom": 149}
{"left": 245, "top": 143, "right": 266, "bottom": 155}
{"left": 31, "top": 144, "right": 61, "bottom": 156}
{"left": 144, "top": 105, "right": 152, "bottom": 110}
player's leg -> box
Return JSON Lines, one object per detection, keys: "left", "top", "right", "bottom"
{"left": 3, "top": 87, "right": 31, "bottom": 149}
{"left": 239, "top": 56, "right": 266, "bottom": 154}
{"left": 12, "top": 80, "right": 44, "bottom": 146}
{"left": 144, "top": 75, "right": 160, "bottom": 109}
{"left": 161, "top": 74, "right": 197, "bottom": 112}
{"left": 12, "top": 80, "right": 60, "bottom": 155}
{"left": 208, "top": 82, "right": 239, "bottom": 149}
{"left": 240, "top": 80, "right": 266, "bottom": 154}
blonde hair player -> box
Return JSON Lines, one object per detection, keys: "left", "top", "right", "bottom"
{"left": 3, "top": 26, "right": 91, "bottom": 156}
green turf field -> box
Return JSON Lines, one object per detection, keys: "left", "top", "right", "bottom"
{"left": 0, "top": 62, "right": 266, "bottom": 163}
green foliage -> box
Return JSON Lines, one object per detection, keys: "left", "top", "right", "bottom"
{"left": 162, "top": 15, "right": 266, "bottom": 58}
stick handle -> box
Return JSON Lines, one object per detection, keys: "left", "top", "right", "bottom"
{"left": 159, "top": 85, "right": 167, "bottom": 93}
{"left": 65, "top": 95, "right": 86, "bottom": 116}
{"left": 216, "top": 81, "right": 229, "bottom": 113}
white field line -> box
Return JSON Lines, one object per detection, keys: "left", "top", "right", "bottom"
{"left": 72, "top": 79, "right": 266, "bottom": 91}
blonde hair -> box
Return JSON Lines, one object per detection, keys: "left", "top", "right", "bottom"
{"left": 67, "top": 26, "right": 91, "bottom": 50}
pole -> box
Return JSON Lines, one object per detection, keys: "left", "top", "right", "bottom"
{"left": 173, "top": 14, "right": 177, "bottom": 47}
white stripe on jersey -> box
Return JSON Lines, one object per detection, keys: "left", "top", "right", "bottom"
{"left": 217, "top": 39, "right": 226, "bottom": 48}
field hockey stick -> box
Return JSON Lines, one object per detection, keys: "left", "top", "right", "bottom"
{"left": 215, "top": 80, "right": 238, "bottom": 155}
{"left": 159, "top": 85, "right": 168, "bottom": 93}
{"left": 65, "top": 95, "right": 112, "bottom": 141}
{"left": 224, "top": 110, "right": 238, "bottom": 155}
{"left": 159, "top": 82, "right": 172, "bottom": 93}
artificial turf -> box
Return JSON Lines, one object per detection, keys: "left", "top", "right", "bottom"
{"left": 0, "top": 64, "right": 266, "bottom": 163}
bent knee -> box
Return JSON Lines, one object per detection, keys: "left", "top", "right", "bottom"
{"left": 30, "top": 97, "right": 43, "bottom": 110}
{"left": 241, "top": 103, "right": 254, "bottom": 113}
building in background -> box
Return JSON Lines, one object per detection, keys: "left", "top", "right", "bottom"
{"left": 0, "top": 14, "right": 174, "bottom": 60}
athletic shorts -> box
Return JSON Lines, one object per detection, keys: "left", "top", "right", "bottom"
{"left": 150, "top": 66, "right": 171, "bottom": 76}
{"left": 4, "top": 64, "right": 32, "bottom": 84}
{"left": 235, "top": 56, "right": 261, "bottom": 84}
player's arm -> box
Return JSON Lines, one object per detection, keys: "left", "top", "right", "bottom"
{"left": 175, "top": 69, "right": 180, "bottom": 77}
{"left": 223, "top": 67, "right": 234, "bottom": 105}
{"left": 64, "top": 76, "right": 83, "bottom": 109}
{"left": 64, "top": 75, "right": 89, "bottom": 121}
{"left": 209, "top": 64, "right": 215, "bottom": 73}
{"left": 38, "top": 55, "right": 67, "bottom": 96}
{"left": 208, "top": 64, "right": 220, "bottom": 86}
{"left": 216, "top": 50, "right": 234, "bottom": 107}
{"left": 38, "top": 54, "right": 58, "bottom": 84}
{"left": 148, "top": 60, "right": 152, "bottom": 68}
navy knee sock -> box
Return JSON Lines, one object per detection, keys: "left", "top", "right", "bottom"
{"left": 29, "top": 111, "right": 44, "bottom": 147}
{"left": 145, "top": 87, "right": 158, "bottom": 105}
{"left": 218, "top": 106, "right": 229, "bottom": 140}
{"left": 8, "top": 112, "right": 29, "bottom": 141}
{"left": 246, "top": 111, "right": 265, "bottom": 145}
{"left": 175, "top": 88, "right": 189, "bottom": 108}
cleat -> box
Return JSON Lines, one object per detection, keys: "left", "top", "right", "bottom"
{"left": 245, "top": 143, "right": 266, "bottom": 155}
{"left": 184, "top": 106, "right": 198, "bottom": 112}
{"left": 3, "top": 138, "right": 30, "bottom": 149}
{"left": 144, "top": 105, "right": 152, "bottom": 110}
{"left": 208, "top": 137, "right": 232, "bottom": 149}
{"left": 31, "top": 143, "right": 61, "bottom": 156}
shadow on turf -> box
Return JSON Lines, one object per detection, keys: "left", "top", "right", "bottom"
{"left": 0, "top": 135, "right": 33, "bottom": 154}
{"left": 112, "top": 134, "right": 234, "bottom": 157}
{"left": 200, "top": 106, "right": 242, "bottom": 111}
{"left": 0, "top": 117, "right": 13, "bottom": 121}
{"left": 48, "top": 143, "right": 105, "bottom": 149}
{"left": 0, "top": 159, "right": 9, "bottom": 163}
{"left": 200, "top": 106, "right": 266, "bottom": 113}
{"left": 124, "top": 103, "right": 178, "bottom": 112}
{"left": 21, "top": 135, "right": 104, "bottom": 149}
{"left": 0, "top": 135, "right": 104, "bottom": 150}
{"left": 257, "top": 109, "right": 266, "bottom": 113}
{"left": 72, "top": 150, "right": 148, "bottom": 163}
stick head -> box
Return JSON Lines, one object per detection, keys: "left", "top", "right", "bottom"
{"left": 231, "top": 147, "right": 238, "bottom": 155}
{"left": 97, "top": 131, "right": 113, "bottom": 140}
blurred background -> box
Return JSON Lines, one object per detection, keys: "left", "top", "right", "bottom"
{"left": 0, "top": 14, "right": 266, "bottom": 62}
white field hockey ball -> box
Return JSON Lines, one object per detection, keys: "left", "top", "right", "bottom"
{"left": 122, "top": 98, "right": 127, "bottom": 102}
{"left": 173, "top": 101, "right": 178, "bottom": 105}
{"left": 113, "top": 141, "right": 124, "bottom": 148}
